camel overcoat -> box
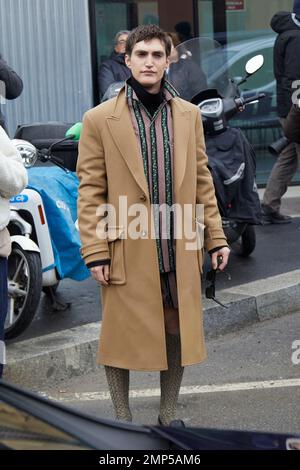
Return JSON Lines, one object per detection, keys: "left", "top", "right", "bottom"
{"left": 77, "top": 88, "right": 228, "bottom": 371}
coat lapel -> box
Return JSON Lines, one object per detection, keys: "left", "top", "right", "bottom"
{"left": 106, "top": 90, "right": 149, "bottom": 198}
{"left": 171, "top": 98, "right": 191, "bottom": 194}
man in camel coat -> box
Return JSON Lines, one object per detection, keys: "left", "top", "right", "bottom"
{"left": 77, "top": 25, "right": 229, "bottom": 425}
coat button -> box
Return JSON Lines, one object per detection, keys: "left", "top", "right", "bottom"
{"left": 140, "top": 194, "right": 147, "bottom": 201}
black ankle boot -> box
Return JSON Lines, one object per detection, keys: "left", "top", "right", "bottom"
{"left": 262, "top": 206, "right": 292, "bottom": 224}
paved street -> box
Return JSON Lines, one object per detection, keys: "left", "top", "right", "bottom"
{"left": 39, "top": 310, "right": 300, "bottom": 434}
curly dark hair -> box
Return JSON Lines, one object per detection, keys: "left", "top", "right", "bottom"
{"left": 125, "top": 24, "right": 171, "bottom": 57}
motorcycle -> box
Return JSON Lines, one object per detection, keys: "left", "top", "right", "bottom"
{"left": 6, "top": 123, "right": 89, "bottom": 339}
{"left": 168, "top": 37, "right": 264, "bottom": 257}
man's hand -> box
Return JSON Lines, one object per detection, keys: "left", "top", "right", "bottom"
{"left": 211, "top": 247, "right": 230, "bottom": 271}
{"left": 90, "top": 265, "right": 110, "bottom": 286}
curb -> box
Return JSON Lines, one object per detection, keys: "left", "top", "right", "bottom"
{"left": 204, "top": 268, "right": 300, "bottom": 337}
{"left": 4, "top": 269, "right": 300, "bottom": 389}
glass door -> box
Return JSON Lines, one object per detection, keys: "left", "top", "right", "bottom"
{"left": 95, "top": 0, "right": 159, "bottom": 64}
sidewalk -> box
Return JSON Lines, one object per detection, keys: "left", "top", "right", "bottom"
{"left": 5, "top": 267, "right": 300, "bottom": 389}
{"left": 4, "top": 186, "right": 300, "bottom": 389}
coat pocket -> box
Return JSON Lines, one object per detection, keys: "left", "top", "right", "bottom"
{"left": 107, "top": 226, "right": 126, "bottom": 285}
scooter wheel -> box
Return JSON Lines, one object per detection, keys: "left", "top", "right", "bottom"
{"left": 231, "top": 225, "right": 256, "bottom": 257}
{"left": 5, "top": 245, "right": 42, "bottom": 339}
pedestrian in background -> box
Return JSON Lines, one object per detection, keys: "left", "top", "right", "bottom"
{"left": 262, "top": 6, "right": 300, "bottom": 224}
{"left": 98, "top": 30, "right": 131, "bottom": 100}
{"left": 0, "top": 126, "right": 28, "bottom": 378}
{"left": 77, "top": 25, "right": 229, "bottom": 425}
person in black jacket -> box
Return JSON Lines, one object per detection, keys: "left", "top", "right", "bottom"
{"left": 98, "top": 30, "right": 131, "bottom": 100}
{"left": 262, "top": 9, "right": 300, "bottom": 224}
{"left": 0, "top": 54, "right": 23, "bottom": 132}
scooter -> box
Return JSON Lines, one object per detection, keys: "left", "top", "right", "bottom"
{"left": 170, "top": 38, "right": 265, "bottom": 256}
{"left": 6, "top": 124, "right": 88, "bottom": 339}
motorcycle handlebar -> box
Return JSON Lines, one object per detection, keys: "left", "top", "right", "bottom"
{"left": 224, "top": 93, "right": 266, "bottom": 120}
{"left": 36, "top": 135, "right": 77, "bottom": 172}
{"left": 241, "top": 93, "right": 266, "bottom": 106}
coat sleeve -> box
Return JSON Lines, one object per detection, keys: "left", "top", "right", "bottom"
{"left": 0, "top": 57, "right": 23, "bottom": 100}
{"left": 0, "top": 126, "right": 28, "bottom": 198}
{"left": 283, "top": 105, "right": 300, "bottom": 143}
{"left": 195, "top": 109, "right": 228, "bottom": 252}
{"left": 77, "top": 111, "right": 110, "bottom": 265}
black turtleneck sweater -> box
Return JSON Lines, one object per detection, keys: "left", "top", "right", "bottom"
{"left": 127, "top": 76, "right": 165, "bottom": 116}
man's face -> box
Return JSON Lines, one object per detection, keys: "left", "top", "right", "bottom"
{"left": 115, "top": 34, "right": 129, "bottom": 54}
{"left": 125, "top": 38, "right": 169, "bottom": 93}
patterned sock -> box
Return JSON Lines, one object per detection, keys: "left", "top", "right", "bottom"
{"left": 159, "top": 333, "right": 184, "bottom": 425}
{"left": 104, "top": 366, "right": 132, "bottom": 422}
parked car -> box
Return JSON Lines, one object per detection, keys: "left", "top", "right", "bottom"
{"left": 1, "top": 380, "right": 299, "bottom": 451}
{"left": 217, "top": 36, "right": 276, "bottom": 99}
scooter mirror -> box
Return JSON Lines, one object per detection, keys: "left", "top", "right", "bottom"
{"left": 245, "top": 54, "right": 264, "bottom": 75}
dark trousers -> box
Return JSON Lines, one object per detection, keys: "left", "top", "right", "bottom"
{"left": 263, "top": 118, "right": 300, "bottom": 212}
{"left": 0, "top": 257, "right": 8, "bottom": 378}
